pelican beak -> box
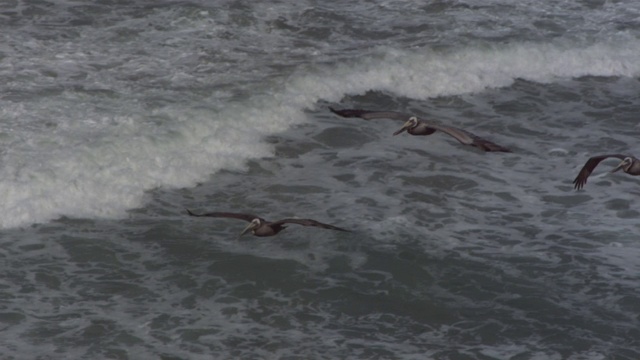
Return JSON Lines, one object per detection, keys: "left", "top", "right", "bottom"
{"left": 239, "top": 220, "right": 259, "bottom": 238}
{"left": 611, "top": 160, "right": 626, "bottom": 173}
{"left": 393, "top": 120, "right": 412, "bottom": 136}
{"left": 239, "top": 223, "right": 254, "bottom": 237}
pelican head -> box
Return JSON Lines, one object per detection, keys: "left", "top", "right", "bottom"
{"left": 240, "top": 218, "right": 262, "bottom": 237}
{"left": 393, "top": 117, "right": 419, "bottom": 136}
{"left": 611, "top": 157, "right": 633, "bottom": 173}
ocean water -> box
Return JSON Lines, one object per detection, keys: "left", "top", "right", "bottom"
{"left": 1, "top": 0, "right": 640, "bottom": 359}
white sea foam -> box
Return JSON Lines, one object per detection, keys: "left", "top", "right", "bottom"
{"left": 1, "top": 35, "right": 640, "bottom": 229}
{"left": 3, "top": 2, "right": 640, "bottom": 359}
{"left": 291, "top": 37, "right": 640, "bottom": 103}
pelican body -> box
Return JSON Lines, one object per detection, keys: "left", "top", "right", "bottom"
{"left": 186, "top": 210, "right": 350, "bottom": 237}
{"left": 573, "top": 154, "right": 640, "bottom": 189}
{"left": 329, "top": 107, "right": 511, "bottom": 152}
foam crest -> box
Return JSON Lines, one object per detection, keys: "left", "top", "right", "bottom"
{"left": 287, "top": 38, "right": 640, "bottom": 103}
{"left": 2, "top": 37, "right": 640, "bottom": 229}
{"left": 0, "top": 104, "right": 275, "bottom": 228}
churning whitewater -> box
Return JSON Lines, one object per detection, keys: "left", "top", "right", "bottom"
{"left": 2, "top": 39, "right": 640, "bottom": 229}
{"left": 0, "top": 0, "right": 639, "bottom": 359}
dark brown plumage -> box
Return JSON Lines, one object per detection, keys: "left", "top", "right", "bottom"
{"left": 329, "top": 107, "right": 510, "bottom": 152}
{"left": 573, "top": 154, "right": 640, "bottom": 190}
{"left": 186, "top": 209, "right": 350, "bottom": 237}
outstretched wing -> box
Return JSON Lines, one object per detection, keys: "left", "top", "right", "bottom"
{"left": 425, "top": 122, "right": 511, "bottom": 152}
{"left": 186, "top": 209, "right": 260, "bottom": 222}
{"left": 573, "top": 154, "right": 628, "bottom": 190}
{"left": 272, "top": 218, "right": 351, "bottom": 232}
{"left": 329, "top": 107, "right": 412, "bottom": 121}
{"left": 331, "top": 107, "right": 510, "bottom": 152}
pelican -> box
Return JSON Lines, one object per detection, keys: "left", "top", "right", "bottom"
{"left": 329, "top": 107, "right": 511, "bottom": 152}
{"left": 573, "top": 154, "right": 640, "bottom": 190}
{"left": 186, "top": 209, "right": 350, "bottom": 237}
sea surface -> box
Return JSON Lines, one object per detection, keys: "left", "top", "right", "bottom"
{"left": 1, "top": 0, "right": 640, "bottom": 359}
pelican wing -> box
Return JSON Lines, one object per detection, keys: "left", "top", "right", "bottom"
{"left": 330, "top": 107, "right": 510, "bottom": 152}
{"left": 421, "top": 122, "right": 511, "bottom": 152}
{"left": 273, "top": 218, "right": 351, "bottom": 232}
{"left": 329, "top": 107, "right": 411, "bottom": 121}
{"left": 573, "top": 154, "right": 628, "bottom": 190}
{"left": 186, "top": 209, "right": 260, "bottom": 222}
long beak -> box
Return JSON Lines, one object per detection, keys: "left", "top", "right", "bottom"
{"left": 611, "top": 161, "right": 626, "bottom": 173}
{"left": 393, "top": 121, "right": 411, "bottom": 136}
{"left": 239, "top": 222, "right": 255, "bottom": 237}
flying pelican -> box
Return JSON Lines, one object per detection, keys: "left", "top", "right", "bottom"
{"left": 186, "top": 209, "right": 350, "bottom": 237}
{"left": 329, "top": 107, "right": 511, "bottom": 152}
{"left": 573, "top": 154, "right": 640, "bottom": 190}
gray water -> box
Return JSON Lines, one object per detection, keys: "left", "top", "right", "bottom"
{"left": 1, "top": 1, "right": 640, "bottom": 359}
